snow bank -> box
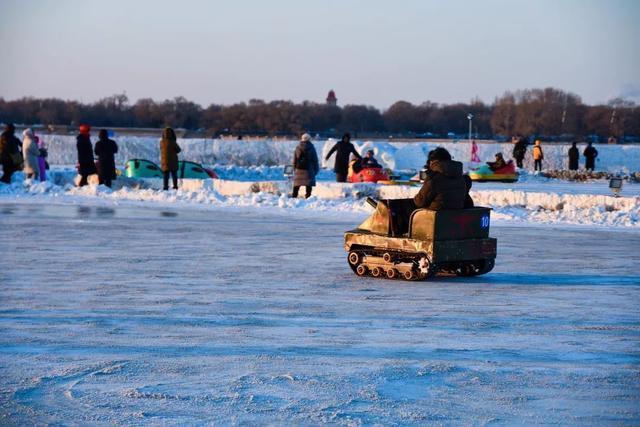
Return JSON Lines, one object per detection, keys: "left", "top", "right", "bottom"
{"left": 2, "top": 172, "right": 638, "bottom": 227}
{"left": 40, "top": 134, "right": 640, "bottom": 173}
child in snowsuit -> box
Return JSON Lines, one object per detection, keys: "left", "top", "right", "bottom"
{"left": 532, "top": 140, "right": 543, "bottom": 172}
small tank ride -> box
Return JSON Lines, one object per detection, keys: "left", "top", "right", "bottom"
{"left": 344, "top": 198, "right": 496, "bottom": 280}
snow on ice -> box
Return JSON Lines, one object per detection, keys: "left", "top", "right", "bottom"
{"left": 0, "top": 203, "right": 638, "bottom": 424}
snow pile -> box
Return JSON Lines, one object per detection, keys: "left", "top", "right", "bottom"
{"left": 39, "top": 134, "right": 640, "bottom": 173}
{"left": 2, "top": 175, "right": 638, "bottom": 227}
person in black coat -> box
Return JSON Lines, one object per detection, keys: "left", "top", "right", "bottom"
{"left": 94, "top": 129, "right": 119, "bottom": 188}
{"left": 568, "top": 142, "right": 579, "bottom": 170}
{"left": 325, "top": 133, "right": 361, "bottom": 182}
{"left": 361, "top": 150, "right": 381, "bottom": 167}
{"left": 583, "top": 142, "right": 598, "bottom": 171}
{"left": 77, "top": 124, "right": 96, "bottom": 186}
{"left": 414, "top": 148, "right": 467, "bottom": 210}
{"left": 512, "top": 136, "right": 527, "bottom": 168}
{"left": 0, "top": 124, "right": 22, "bottom": 184}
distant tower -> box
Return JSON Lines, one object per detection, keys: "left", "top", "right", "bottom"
{"left": 326, "top": 90, "right": 337, "bottom": 106}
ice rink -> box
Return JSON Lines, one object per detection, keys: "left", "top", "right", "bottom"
{"left": 1, "top": 202, "right": 639, "bottom": 424}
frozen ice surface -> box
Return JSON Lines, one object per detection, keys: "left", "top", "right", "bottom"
{"left": 0, "top": 202, "right": 639, "bottom": 424}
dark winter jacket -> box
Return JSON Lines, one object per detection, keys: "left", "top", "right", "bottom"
{"left": 325, "top": 140, "right": 361, "bottom": 174}
{"left": 293, "top": 141, "right": 319, "bottom": 186}
{"left": 568, "top": 146, "right": 579, "bottom": 170}
{"left": 583, "top": 145, "right": 598, "bottom": 169}
{"left": 0, "top": 130, "right": 21, "bottom": 165}
{"left": 362, "top": 157, "right": 381, "bottom": 168}
{"left": 94, "top": 137, "right": 118, "bottom": 178}
{"left": 414, "top": 160, "right": 466, "bottom": 210}
{"left": 77, "top": 134, "right": 97, "bottom": 175}
{"left": 160, "top": 133, "right": 181, "bottom": 172}
{"left": 487, "top": 156, "right": 507, "bottom": 171}
{"left": 512, "top": 140, "right": 527, "bottom": 160}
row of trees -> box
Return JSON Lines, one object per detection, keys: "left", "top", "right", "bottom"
{"left": 0, "top": 88, "right": 638, "bottom": 139}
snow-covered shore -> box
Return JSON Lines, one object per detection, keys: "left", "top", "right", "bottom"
{"left": 40, "top": 135, "right": 640, "bottom": 173}
{"left": 1, "top": 169, "right": 638, "bottom": 228}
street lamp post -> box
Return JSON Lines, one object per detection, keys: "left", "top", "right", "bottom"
{"left": 467, "top": 113, "right": 473, "bottom": 142}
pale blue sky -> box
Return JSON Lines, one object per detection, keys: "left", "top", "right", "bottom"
{"left": 1, "top": 0, "right": 638, "bottom": 107}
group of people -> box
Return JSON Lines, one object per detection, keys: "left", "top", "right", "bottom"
{"left": 76, "top": 125, "right": 119, "bottom": 187}
{"left": 568, "top": 141, "right": 598, "bottom": 171}
{"left": 0, "top": 123, "right": 184, "bottom": 191}
{"left": 513, "top": 138, "right": 556, "bottom": 172}
{"left": 512, "top": 137, "right": 599, "bottom": 172}
{"left": 290, "top": 132, "right": 383, "bottom": 199}
{"left": 0, "top": 124, "right": 49, "bottom": 184}
{"left": 78, "top": 125, "right": 181, "bottom": 190}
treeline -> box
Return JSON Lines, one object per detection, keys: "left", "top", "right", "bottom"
{"left": 0, "top": 88, "right": 638, "bottom": 139}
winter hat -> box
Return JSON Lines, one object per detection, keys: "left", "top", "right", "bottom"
{"left": 301, "top": 133, "right": 311, "bottom": 142}
{"left": 428, "top": 147, "right": 452, "bottom": 162}
{"left": 79, "top": 124, "right": 91, "bottom": 135}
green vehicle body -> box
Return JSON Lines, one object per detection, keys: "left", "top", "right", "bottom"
{"left": 124, "top": 159, "right": 163, "bottom": 178}
{"left": 124, "top": 159, "right": 216, "bottom": 179}
{"left": 177, "top": 161, "right": 214, "bottom": 179}
{"left": 344, "top": 198, "right": 497, "bottom": 280}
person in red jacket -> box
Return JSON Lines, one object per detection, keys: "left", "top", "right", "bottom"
{"left": 76, "top": 124, "right": 96, "bottom": 186}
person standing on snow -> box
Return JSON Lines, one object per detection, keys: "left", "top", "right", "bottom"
{"left": 291, "top": 133, "right": 319, "bottom": 199}
{"left": 583, "top": 141, "right": 598, "bottom": 171}
{"left": 325, "top": 133, "right": 361, "bottom": 182}
{"left": 160, "top": 127, "right": 181, "bottom": 191}
{"left": 77, "top": 124, "right": 96, "bottom": 186}
{"left": 94, "top": 129, "right": 119, "bottom": 188}
{"left": 22, "top": 128, "right": 40, "bottom": 180}
{"left": 512, "top": 136, "right": 527, "bottom": 168}
{"left": 568, "top": 141, "right": 579, "bottom": 171}
{"left": 532, "top": 140, "right": 543, "bottom": 172}
{"left": 0, "top": 124, "right": 22, "bottom": 184}
{"left": 36, "top": 135, "right": 48, "bottom": 182}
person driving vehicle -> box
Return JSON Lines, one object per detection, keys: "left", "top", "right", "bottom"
{"left": 413, "top": 147, "right": 466, "bottom": 210}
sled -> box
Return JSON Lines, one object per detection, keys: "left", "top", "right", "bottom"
{"left": 468, "top": 162, "right": 518, "bottom": 183}
{"left": 347, "top": 160, "right": 390, "bottom": 183}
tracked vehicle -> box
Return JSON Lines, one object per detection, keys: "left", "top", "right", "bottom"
{"left": 345, "top": 198, "right": 497, "bottom": 280}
